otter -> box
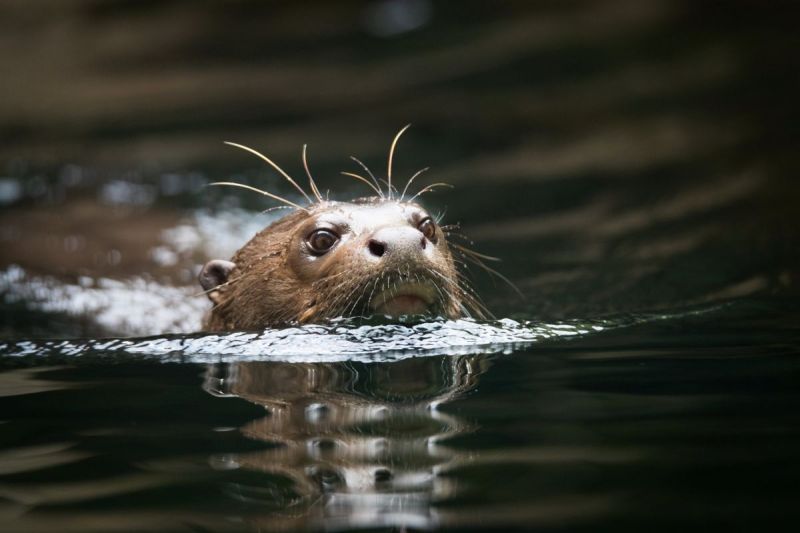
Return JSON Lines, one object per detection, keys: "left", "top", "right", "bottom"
{"left": 199, "top": 127, "right": 488, "bottom": 331}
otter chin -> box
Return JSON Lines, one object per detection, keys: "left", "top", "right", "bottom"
{"left": 370, "top": 280, "right": 438, "bottom": 316}
{"left": 197, "top": 128, "right": 488, "bottom": 331}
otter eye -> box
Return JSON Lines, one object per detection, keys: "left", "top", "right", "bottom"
{"left": 418, "top": 217, "right": 437, "bottom": 241}
{"left": 307, "top": 229, "right": 339, "bottom": 254}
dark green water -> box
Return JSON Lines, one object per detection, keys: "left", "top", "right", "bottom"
{"left": 1, "top": 1, "right": 799, "bottom": 531}
{"left": 1, "top": 301, "right": 799, "bottom": 531}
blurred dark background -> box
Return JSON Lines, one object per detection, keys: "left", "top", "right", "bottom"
{"left": 1, "top": 0, "right": 798, "bottom": 334}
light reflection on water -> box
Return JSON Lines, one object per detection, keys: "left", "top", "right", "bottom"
{"left": 204, "top": 356, "right": 489, "bottom": 531}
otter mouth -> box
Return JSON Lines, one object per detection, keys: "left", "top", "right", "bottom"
{"left": 369, "top": 281, "right": 438, "bottom": 317}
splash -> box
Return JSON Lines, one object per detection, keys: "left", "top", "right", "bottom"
{"left": 0, "top": 209, "right": 281, "bottom": 337}
{"left": 0, "top": 317, "right": 609, "bottom": 364}
{"left": 0, "top": 265, "right": 208, "bottom": 336}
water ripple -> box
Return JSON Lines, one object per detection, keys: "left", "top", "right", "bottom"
{"left": 1, "top": 318, "right": 614, "bottom": 364}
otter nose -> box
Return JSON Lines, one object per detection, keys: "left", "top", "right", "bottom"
{"left": 366, "top": 226, "right": 427, "bottom": 260}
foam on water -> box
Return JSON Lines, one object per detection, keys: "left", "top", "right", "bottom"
{"left": 0, "top": 256, "right": 621, "bottom": 364}
{"left": 161, "top": 208, "right": 283, "bottom": 264}
{"left": 1, "top": 317, "right": 610, "bottom": 363}
{"left": 0, "top": 265, "right": 209, "bottom": 335}
{"left": 0, "top": 208, "right": 283, "bottom": 337}
{"left": 0, "top": 256, "right": 724, "bottom": 364}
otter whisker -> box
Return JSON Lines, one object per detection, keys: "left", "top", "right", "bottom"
{"left": 261, "top": 205, "right": 295, "bottom": 215}
{"left": 363, "top": 273, "right": 385, "bottom": 318}
{"left": 408, "top": 182, "right": 454, "bottom": 203}
{"left": 451, "top": 248, "right": 490, "bottom": 274}
{"left": 451, "top": 257, "right": 481, "bottom": 276}
{"left": 450, "top": 257, "right": 475, "bottom": 277}
{"left": 440, "top": 223, "right": 462, "bottom": 232}
{"left": 352, "top": 283, "right": 375, "bottom": 315}
{"left": 323, "top": 270, "right": 367, "bottom": 318}
{"left": 452, "top": 248, "right": 517, "bottom": 297}
{"left": 446, "top": 235, "right": 479, "bottom": 250}
{"left": 364, "top": 273, "right": 384, "bottom": 315}
{"left": 443, "top": 231, "right": 475, "bottom": 245}
{"left": 452, "top": 244, "right": 523, "bottom": 298}
{"left": 426, "top": 266, "right": 458, "bottom": 293}
{"left": 310, "top": 270, "right": 351, "bottom": 293}
{"left": 387, "top": 124, "right": 412, "bottom": 200}
{"left": 467, "top": 264, "right": 517, "bottom": 297}
{"left": 344, "top": 278, "right": 372, "bottom": 318}
{"left": 400, "top": 167, "right": 430, "bottom": 201}
{"left": 224, "top": 141, "right": 313, "bottom": 204}
{"left": 379, "top": 178, "right": 399, "bottom": 197}
{"left": 323, "top": 287, "right": 347, "bottom": 318}
{"left": 422, "top": 269, "right": 449, "bottom": 311}
{"left": 444, "top": 264, "right": 482, "bottom": 301}
{"left": 302, "top": 144, "right": 324, "bottom": 203}
{"left": 450, "top": 243, "right": 501, "bottom": 262}
{"left": 457, "top": 286, "right": 491, "bottom": 319}
{"left": 208, "top": 182, "right": 309, "bottom": 212}
{"left": 340, "top": 172, "right": 384, "bottom": 197}
{"left": 341, "top": 277, "right": 366, "bottom": 318}
{"left": 350, "top": 156, "right": 383, "bottom": 199}
{"left": 424, "top": 274, "right": 450, "bottom": 312}
{"left": 426, "top": 267, "right": 490, "bottom": 319}
{"left": 191, "top": 274, "right": 243, "bottom": 298}
{"left": 367, "top": 272, "right": 388, "bottom": 313}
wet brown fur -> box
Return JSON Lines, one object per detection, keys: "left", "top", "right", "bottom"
{"left": 203, "top": 199, "right": 471, "bottom": 331}
{"left": 204, "top": 209, "right": 309, "bottom": 330}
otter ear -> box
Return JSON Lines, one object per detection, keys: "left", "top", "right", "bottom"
{"left": 199, "top": 260, "right": 236, "bottom": 300}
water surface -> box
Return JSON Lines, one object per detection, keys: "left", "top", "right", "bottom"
{"left": 1, "top": 1, "right": 799, "bottom": 531}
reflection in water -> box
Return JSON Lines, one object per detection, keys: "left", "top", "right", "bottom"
{"left": 204, "top": 355, "right": 490, "bottom": 531}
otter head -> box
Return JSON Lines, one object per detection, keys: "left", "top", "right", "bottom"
{"left": 198, "top": 127, "right": 490, "bottom": 331}
{"left": 200, "top": 197, "right": 476, "bottom": 331}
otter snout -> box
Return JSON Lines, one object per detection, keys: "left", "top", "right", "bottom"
{"left": 365, "top": 226, "right": 429, "bottom": 263}
{"left": 362, "top": 225, "right": 439, "bottom": 317}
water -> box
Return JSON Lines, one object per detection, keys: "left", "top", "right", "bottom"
{"left": 1, "top": 1, "right": 799, "bottom": 531}
{"left": 1, "top": 302, "right": 798, "bottom": 531}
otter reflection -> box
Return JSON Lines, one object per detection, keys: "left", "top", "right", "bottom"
{"left": 204, "top": 355, "right": 490, "bottom": 531}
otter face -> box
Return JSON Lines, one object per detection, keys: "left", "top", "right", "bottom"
{"left": 289, "top": 199, "right": 459, "bottom": 321}
{"left": 200, "top": 198, "right": 467, "bottom": 330}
